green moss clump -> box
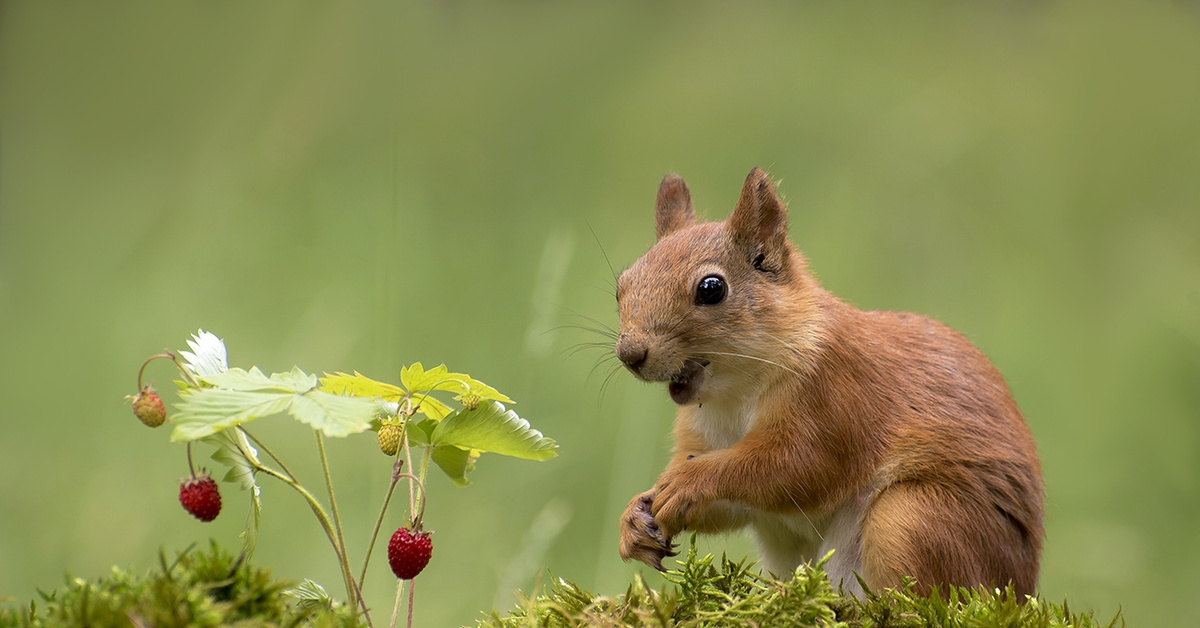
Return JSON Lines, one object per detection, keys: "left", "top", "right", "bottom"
{"left": 0, "top": 542, "right": 362, "bottom": 628}
{"left": 480, "top": 540, "right": 1124, "bottom": 628}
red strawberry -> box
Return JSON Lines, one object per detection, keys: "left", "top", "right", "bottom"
{"left": 132, "top": 386, "right": 166, "bottom": 427}
{"left": 387, "top": 525, "right": 432, "bottom": 579}
{"left": 179, "top": 474, "right": 222, "bottom": 522}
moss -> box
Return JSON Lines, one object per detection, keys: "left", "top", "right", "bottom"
{"left": 1, "top": 540, "right": 1124, "bottom": 628}
{"left": 479, "top": 540, "right": 1125, "bottom": 628}
{"left": 0, "top": 542, "right": 361, "bottom": 628}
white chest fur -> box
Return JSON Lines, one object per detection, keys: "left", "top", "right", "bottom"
{"left": 690, "top": 396, "right": 758, "bottom": 450}
{"left": 747, "top": 491, "right": 871, "bottom": 597}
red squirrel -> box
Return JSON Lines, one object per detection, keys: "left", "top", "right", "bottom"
{"left": 614, "top": 168, "right": 1043, "bottom": 596}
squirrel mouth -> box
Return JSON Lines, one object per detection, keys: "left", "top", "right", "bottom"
{"left": 668, "top": 359, "right": 708, "bottom": 405}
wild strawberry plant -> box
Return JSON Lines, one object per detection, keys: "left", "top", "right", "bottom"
{"left": 128, "top": 329, "right": 557, "bottom": 628}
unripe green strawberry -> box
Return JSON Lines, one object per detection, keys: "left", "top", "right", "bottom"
{"left": 460, "top": 394, "right": 481, "bottom": 411}
{"left": 387, "top": 525, "right": 432, "bottom": 580}
{"left": 378, "top": 422, "right": 403, "bottom": 456}
{"left": 132, "top": 386, "right": 166, "bottom": 427}
{"left": 179, "top": 474, "right": 222, "bottom": 522}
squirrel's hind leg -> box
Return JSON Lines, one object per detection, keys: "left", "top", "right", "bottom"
{"left": 859, "top": 481, "right": 1038, "bottom": 597}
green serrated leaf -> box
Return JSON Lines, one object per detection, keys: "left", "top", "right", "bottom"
{"left": 284, "top": 390, "right": 377, "bottom": 437}
{"left": 401, "top": 363, "right": 514, "bottom": 403}
{"left": 240, "top": 489, "right": 262, "bottom": 557}
{"left": 172, "top": 389, "right": 292, "bottom": 441}
{"left": 205, "top": 430, "right": 259, "bottom": 492}
{"left": 283, "top": 579, "right": 336, "bottom": 611}
{"left": 412, "top": 393, "right": 453, "bottom": 421}
{"left": 431, "top": 445, "right": 476, "bottom": 487}
{"left": 430, "top": 401, "right": 557, "bottom": 461}
{"left": 171, "top": 377, "right": 377, "bottom": 441}
{"left": 406, "top": 418, "right": 437, "bottom": 446}
{"left": 460, "top": 378, "right": 514, "bottom": 404}
{"left": 203, "top": 430, "right": 262, "bottom": 557}
{"left": 318, "top": 371, "right": 407, "bottom": 401}
{"left": 201, "top": 366, "right": 317, "bottom": 393}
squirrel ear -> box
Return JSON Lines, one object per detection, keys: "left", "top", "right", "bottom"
{"left": 729, "top": 168, "right": 790, "bottom": 269}
{"left": 655, "top": 174, "right": 696, "bottom": 241}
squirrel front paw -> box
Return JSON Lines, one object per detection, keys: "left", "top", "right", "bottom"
{"left": 619, "top": 491, "right": 677, "bottom": 571}
{"left": 650, "top": 460, "right": 714, "bottom": 539}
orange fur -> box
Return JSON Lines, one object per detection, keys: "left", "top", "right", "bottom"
{"left": 615, "top": 169, "right": 1043, "bottom": 596}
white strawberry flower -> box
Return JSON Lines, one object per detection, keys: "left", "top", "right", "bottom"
{"left": 180, "top": 329, "right": 229, "bottom": 377}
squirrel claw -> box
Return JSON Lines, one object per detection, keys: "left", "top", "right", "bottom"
{"left": 620, "top": 490, "right": 677, "bottom": 570}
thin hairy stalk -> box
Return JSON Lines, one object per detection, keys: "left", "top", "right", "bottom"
{"left": 246, "top": 460, "right": 361, "bottom": 612}
{"left": 390, "top": 580, "right": 405, "bottom": 628}
{"left": 416, "top": 447, "right": 432, "bottom": 503}
{"left": 314, "top": 431, "right": 360, "bottom": 615}
{"left": 315, "top": 432, "right": 351, "bottom": 560}
{"left": 183, "top": 441, "right": 195, "bottom": 477}
{"left": 404, "top": 436, "right": 416, "bottom": 514}
{"left": 360, "top": 455, "right": 406, "bottom": 587}
{"left": 391, "top": 429, "right": 419, "bottom": 627}
{"left": 407, "top": 579, "right": 416, "bottom": 628}
{"left": 136, "top": 353, "right": 177, "bottom": 390}
{"left": 239, "top": 427, "right": 299, "bottom": 482}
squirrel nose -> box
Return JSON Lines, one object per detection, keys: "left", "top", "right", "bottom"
{"left": 616, "top": 337, "right": 649, "bottom": 373}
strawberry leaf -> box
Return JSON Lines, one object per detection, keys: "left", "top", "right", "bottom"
{"left": 430, "top": 401, "right": 557, "bottom": 461}
{"left": 284, "top": 579, "right": 335, "bottom": 612}
{"left": 172, "top": 390, "right": 292, "bottom": 441}
{"left": 205, "top": 429, "right": 262, "bottom": 557}
{"left": 401, "top": 362, "right": 514, "bottom": 404}
{"left": 201, "top": 366, "right": 316, "bottom": 393}
{"left": 431, "top": 445, "right": 477, "bottom": 487}
{"left": 406, "top": 418, "right": 438, "bottom": 446}
{"left": 172, "top": 367, "right": 377, "bottom": 441}
{"left": 285, "top": 390, "right": 378, "bottom": 437}
{"left": 319, "top": 371, "right": 407, "bottom": 401}
{"left": 410, "top": 393, "right": 453, "bottom": 421}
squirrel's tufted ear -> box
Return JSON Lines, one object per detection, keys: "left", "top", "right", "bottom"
{"left": 730, "top": 168, "right": 790, "bottom": 271}
{"left": 655, "top": 174, "right": 696, "bottom": 241}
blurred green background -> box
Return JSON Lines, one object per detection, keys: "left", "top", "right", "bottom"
{"left": 1, "top": 1, "right": 1197, "bottom": 626}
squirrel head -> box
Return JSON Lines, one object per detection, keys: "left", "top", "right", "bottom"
{"left": 615, "top": 168, "right": 825, "bottom": 405}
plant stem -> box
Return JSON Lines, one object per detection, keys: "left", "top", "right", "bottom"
{"left": 314, "top": 431, "right": 360, "bottom": 620}
{"left": 407, "top": 578, "right": 416, "bottom": 628}
{"left": 185, "top": 442, "right": 196, "bottom": 477}
{"left": 359, "top": 456, "right": 406, "bottom": 588}
{"left": 316, "top": 432, "right": 351, "bottom": 569}
{"left": 240, "top": 428, "right": 298, "bottom": 482}
{"left": 247, "top": 448, "right": 373, "bottom": 626}
{"left": 392, "top": 421, "right": 418, "bottom": 627}
{"left": 390, "top": 580, "right": 405, "bottom": 628}
{"left": 404, "top": 438, "right": 416, "bottom": 515}
{"left": 402, "top": 448, "right": 433, "bottom": 628}
{"left": 415, "top": 447, "right": 432, "bottom": 521}
{"left": 136, "top": 352, "right": 176, "bottom": 390}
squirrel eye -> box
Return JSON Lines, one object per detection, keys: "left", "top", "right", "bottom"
{"left": 694, "top": 274, "right": 727, "bottom": 306}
